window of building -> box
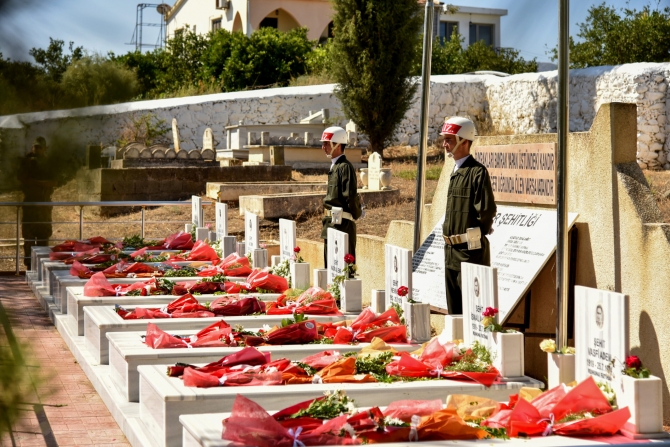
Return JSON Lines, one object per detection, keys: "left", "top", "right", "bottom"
{"left": 259, "top": 17, "right": 278, "bottom": 29}
{"left": 212, "top": 18, "right": 222, "bottom": 31}
{"left": 469, "top": 23, "right": 493, "bottom": 46}
{"left": 438, "top": 21, "right": 458, "bottom": 45}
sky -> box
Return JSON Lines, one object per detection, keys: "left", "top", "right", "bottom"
{"left": 0, "top": 0, "right": 667, "bottom": 63}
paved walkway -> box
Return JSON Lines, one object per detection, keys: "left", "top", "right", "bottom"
{"left": 0, "top": 276, "right": 129, "bottom": 447}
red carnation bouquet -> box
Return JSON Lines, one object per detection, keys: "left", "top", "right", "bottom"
{"left": 197, "top": 253, "right": 252, "bottom": 277}
{"left": 114, "top": 293, "right": 265, "bottom": 320}
{"left": 69, "top": 260, "right": 161, "bottom": 279}
{"left": 51, "top": 236, "right": 113, "bottom": 253}
{"left": 329, "top": 307, "right": 407, "bottom": 344}
{"left": 168, "top": 240, "right": 219, "bottom": 262}
{"left": 144, "top": 321, "right": 234, "bottom": 349}
{"left": 145, "top": 231, "right": 194, "bottom": 250}
{"left": 266, "top": 287, "right": 340, "bottom": 315}
{"left": 83, "top": 272, "right": 158, "bottom": 297}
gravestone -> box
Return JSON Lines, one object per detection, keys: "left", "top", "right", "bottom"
{"left": 172, "top": 118, "right": 181, "bottom": 152}
{"left": 575, "top": 286, "right": 629, "bottom": 387}
{"left": 215, "top": 203, "right": 227, "bottom": 240}
{"left": 245, "top": 212, "right": 260, "bottom": 251}
{"left": 412, "top": 205, "right": 578, "bottom": 319}
{"left": 279, "top": 219, "right": 297, "bottom": 262}
{"left": 327, "top": 228, "right": 348, "bottom": 284}
{"left": 368, "top": 152, "right": 382, "bottom": 191}
{"left": 191, "top": 196, "right": 203, "bottom": 228}
{"left": 203, "top": 128, "right": 213, "bottom": 150}
{"left": 384, "top": 244, "right": 412, "bottom": 308}
{"left": 461, "top": 262, "right": 498, "bottom": 348}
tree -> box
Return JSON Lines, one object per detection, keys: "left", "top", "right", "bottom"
{"left": 29, "top": 38, "right": 83, "bottom": 82}
{"left": 330, "top": 0, "right": 423, "bottom": 155}
{"left": 60, "top": 55, "right": 138, "bottom": 107}
{"left": 549, "top": 2, "right": 670, "bottom": 68}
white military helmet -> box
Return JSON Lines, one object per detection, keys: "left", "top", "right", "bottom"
{"left": 320, "top": 126, "right": 348, "bottom": 145}
{"left": 440, "top": 117, "right": 476, "bottom": 141}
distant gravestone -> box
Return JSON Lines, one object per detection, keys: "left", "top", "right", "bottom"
{"left": 279, "top": 219, "right": 297, "bottom": 262}
{"left": 191, "top": 196, "right": 203, "bottom": 228}
{"left": 203, "top": 128, "right": 214, "bottom": 150}
{"left": 245, "top": 212, "right": 260, "bottom": 251}
{"left": 172, "top": 118, "right": 181, "bottom": 152}
{"left": 327, "top": 228, "right": 348, "bottom": 284}
{"left": 575, "top": 286, "right": 629, "bottom": 387}
{"left": 461, "top": 262, "right": 498, "bottom": 349}
{"left": 384, "top": 244, "right": 412, "bottom": 308}
{"left": 215, "top": 203, "right": 228, "bottom": 240}
{"left": 368, "top": 152, "right": 382, "bottom": 191}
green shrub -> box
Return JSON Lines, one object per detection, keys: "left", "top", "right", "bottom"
{"left": 60, "top": 55, "right": 138, "bottom": 107}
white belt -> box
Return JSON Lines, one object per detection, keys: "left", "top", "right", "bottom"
{"left": 324, "top": 209, "right": 354, "bottom": 221}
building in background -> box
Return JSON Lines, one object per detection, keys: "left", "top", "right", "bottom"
{"left": 166, "top": 1, "right": 507, "bottom": 49}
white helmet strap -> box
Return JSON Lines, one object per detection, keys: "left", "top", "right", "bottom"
{"left": 326, "top": 141, "right": 339, "bottom": 159}
{"left": 446, "top": 135, "right": 465, "bottom": 158}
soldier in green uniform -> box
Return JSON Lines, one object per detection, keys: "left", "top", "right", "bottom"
{"left": 320, "top": 126, "right": 362, "bottom": 270}
{"left": 19, "top": 137, "right": 57, "bottom": 269}
{"left": 440, "top": 117, "right": 497, "bottom": 314}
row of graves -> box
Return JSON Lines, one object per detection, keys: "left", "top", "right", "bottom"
{"left": 26, "top": 185, "right": 669, "bottom": 447}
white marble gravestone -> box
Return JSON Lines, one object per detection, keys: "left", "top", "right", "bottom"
{"left": 327, "top": 228, "right": 348, "bottom": 284}
{"left": 384, "top": 244, "right": 412, "bottom": 308}
{"left": 171, "top": 118, "right": 181, "bottom": 152}
{"left": 215, "top": 202, "right": 227, "bottom": 240}
{"left": 461, "top": 262, "right": 498, "bottom": 348}
{"left": 368, "top": 152, "right": 382, "bottom": 191}
{"left": 191, "top": 195, "right": 203, "bottom": 228}
{"left": 575, "top": 285, "right": 629, "bottom": 387}
{"left": 203, "top": 128, "right": 213, "bottom": 150}
{"left": 412, "top": 205, "right": 578, "bottom": 319}
{"left": 244, "top": 212, "right": 260, "bottom": 251}
{"left": 279, "top": 219, "right": 297, "bottom": 262}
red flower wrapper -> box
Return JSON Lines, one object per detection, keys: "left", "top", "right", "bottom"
{"left": 169, "top": 346, "right": 270, "bottom": 377}
{"left": 198, "top": 253, "right": 252, "bottom": 277}
{"left": 169, "top": 240, "right": 219, "bottom": 262}
{"left": 51, "top": 247, "right": 98, "bottom": 262}
{"left": 114, "top": 294, "right": 215, "bottom": 319}
{"left": 299, "top": 350, "right": 342, "bottom": 369}
{"left": 102, "top": 261, "right": 158, "bottom": 276}
{"left": 383, "top": 399, "right": 444, "bottom": 422}
{"left": 51, "top": 237, "right": 110, "bottom": 253}
{"left": 548, "top": 376, "right": 613, "bottom": 422}
{"left": 244, "top": 320, "right": 318, "bottom": 346}
{"left": 208, "top": 296, "right": 265, "bottom": 316}
{"left": 184, "top": 367, "right": 283, "bottom": 388}
{"left": 144, "top": 321, "right": 233, "bottom": 349}
{"left": 145, "top": 231, "right": 194, "bottom": 250}
{"left": 83, "top": 272, "right": 156, "bottom": 297}
{"left": 266, "top": 287, "right": 340, "bottom": 315}
{"left": 417, "top": 408, "right": 488, "bottom": 440}
{"left": 70, "top": 260, "right": 95, "bottom": 278}
{"left": 552, "top": 407, "right": 631, "bottom": 436}
{"left": 243, "top": 269, "right": 289, "bottom": 293}
{"left": 182, "top": 281, "right": 242, "bottom": 295}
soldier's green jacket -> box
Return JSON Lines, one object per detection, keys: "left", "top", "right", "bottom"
{"left": 443, "top": 155, "right": 497, "bottom": 271}
{"left": 321, "top": 155, "right": 362, "bottom": 239}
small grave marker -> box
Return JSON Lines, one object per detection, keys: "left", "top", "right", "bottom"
{"left": 172, "top": 118, "right": 181, "bottom": 152}
{"left": 279, "top": 219, "right": 297, "bottom": 262}
{"left": 384, "top": 244, "right": 412, "bottom": 308}
{"left": 191, "top": 196, "right": 203, "bottom": 228}
{"left": 368, "top": 152, "right": 382, "bottom": 191}
{"left": 327, "top": 228, "right": 348, "bottom": 284}
{"left": 461, "top": 262, "right": 498, "bottom": 349}
{"left": 215, "top": 203, "right": 228, "bottom": 240}
{"left": 203, "top": 128, "right": 214, "bottom": 150}
{"left": 245, "top": 212, "right": 260, "bottom": 251}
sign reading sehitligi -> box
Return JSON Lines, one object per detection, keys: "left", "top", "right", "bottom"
{"left": 472, "top": 143, "right": 557, "bottom": 205}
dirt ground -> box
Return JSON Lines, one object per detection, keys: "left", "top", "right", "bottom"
{"left": 2, "top": 147, "right": 670, "bottom": 271}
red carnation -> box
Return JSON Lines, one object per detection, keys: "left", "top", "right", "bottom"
{"left": 293, "top": 247, "right": 301, "bottom": 253}
{"left": 482, "top": 307, "right": 499, "bottom": 317}
{"left": 344, "top": 254, "right": 355, "bottom": 264}
{"left": 626, "top": 355, "right": 642, "bottom": 370}
{"left": 397, "top": 286, "right": 409, "bottom": 297}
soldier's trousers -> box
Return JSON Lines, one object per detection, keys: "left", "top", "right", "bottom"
{"left": 445, "top": 267, "right": 463, "bottom": 315}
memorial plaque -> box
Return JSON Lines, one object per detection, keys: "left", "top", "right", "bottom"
{"left": 327, "top": 228, "right": 348, "bottom": 284}
{"left": 245, "top": 212, "right": 260, "bottom": 251}
{"left": 172, "top": 118, "right": 181, "bottom": 152}
{"left": 461, "top": 263, "right": 498, "bottom": 348}
{"left": 472, "top": 143, "right": 557, "bottom": 205}
{"left": 279, "top": 219, "right": 297, "bottom": 262}
{"left": 412, "top": 205, "right": 578, "bottom": 319}
{"left": 575, "top": 286, "right": 629, "bottom": 386}
{"left": 215, "top": 203, "right": 228, "bottom": 240}
{"left": 191, "top": 196, "right": 203, "bottom": 228}
{"left": 384, "top": 244, "right": 412, "bottom": 308}
{"left": 203, "top": 128, "right": 214, "bottom": 150}
{"left": 368, "top": 152, "right": 381, "bottom": 191}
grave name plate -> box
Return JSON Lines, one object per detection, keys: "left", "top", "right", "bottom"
{"left": 172, "top": 118, "right": 181, "bottom": 152}
{"left": 412, "top": 205, "right": 578, "bottom": 319}
{"left": 279, "top": 219, "right": 297, "bottom": 262}
{"left": 575, "top": 286, "right": 629, "bottom": 386}
{"left": 215, "top": 202, "right": 228, "bottom": 240}
{"left": 327, "top": 228, "right": 348, "bottom": 284}
{"left": 203, "top": 128, "right": 214, "bottom": 150}
{"left": 368, "top": 152, "right": 382, "bottom": 191}
{"left": 191, "top": 195, "right": 203, "bottom": 228}
{"left": 384, "top": 244, "right": 412, "bottom": 308}
{"left": 461, "top": 263, "right": 498, "bottom": 348}
{"left": 245, "top": 212, "right": 260, "bottom": 251}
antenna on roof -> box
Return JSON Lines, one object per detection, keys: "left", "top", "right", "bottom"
{"left": 127, "top": 3, "right": 170, "bottom": 52}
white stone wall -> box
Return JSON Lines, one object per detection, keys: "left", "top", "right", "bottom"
{"left": 1, "top": 62, "right": 668, "bottom": 169}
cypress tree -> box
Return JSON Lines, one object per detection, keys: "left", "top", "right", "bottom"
{"left": 331, "top": 0, "right": 423, "bottom": 156}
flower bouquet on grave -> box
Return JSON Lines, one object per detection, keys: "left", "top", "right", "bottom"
{"left": 197, "top": 253, "right": 252, "bottom": 277}
{"left": 385, "top": 338, "right": 500, "bottom": 387}
{"left": 329, "top": 307, "right": 407, "bottom": 344}
{"left": 144, "top": 231, "right": 194, "bottom": 250}
{"left": 171, "top": 275, "right": 243, "bottom": 295}
{"left": 113, "top": 293, "right": 265, "bottom": 319}
{"left": 127, "top": 247, "right": 170, "bottom": 263}
{"left": 482, "top": 376, "right": 631, "bottom": 437}
{"left": 101, "top": 260, "right": 160, "bottom": 276}
{"left": 83, "top": 272, "right": 159, "bottom": 297}
{"left": 144, "top": 321, "right": 235, "bottom": 349}
{"left": 243, "top": 318, "right": 319, "bottom": 346}
{"left": 51, "top": 236, "right": 113, "bottom": 253}
{"left": 242, "top": 269, "right": 290, "bottom": 293}
{"left": 167, "top": 240, "right": 219, "bottom": 262}
{"left": 266, "top": 287, "right": 340, "bottom": 315}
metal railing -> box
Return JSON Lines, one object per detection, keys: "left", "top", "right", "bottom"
{"left": 0, "top": 201, "right": 213, "bottom": 274}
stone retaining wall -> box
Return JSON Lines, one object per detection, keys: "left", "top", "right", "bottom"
{"left": 1, "top": 62, "right": 668, "bottom": 180}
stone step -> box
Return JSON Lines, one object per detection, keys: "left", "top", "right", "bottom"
{"left": 67, "top": 288, "right": 280, "bottom": 336}
{"left": 84, "top": 305, "right": 358, "bottom": 365}
{"left": 239, "top": 188, "right": 401, "bottom": 219}
{"left": 138, "top": 364, "right": 542, "bottom": 447}
{"left": 108, "top": 330, "right": 420, "bottom": 403}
